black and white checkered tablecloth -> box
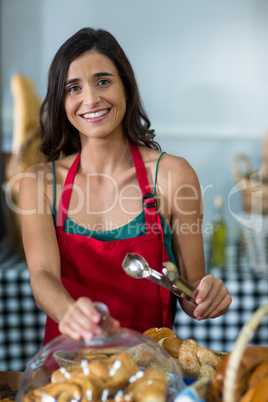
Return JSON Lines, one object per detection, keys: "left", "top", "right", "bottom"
{"left": 1, "top": 238, "right": 268, "bottom": 371}
{"left": 0, "top": 237, "right": 46, "bottom": 371}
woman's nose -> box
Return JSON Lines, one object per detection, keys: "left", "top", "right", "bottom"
{"left": 83, "top": 86, "right": 101, "bottom": 108}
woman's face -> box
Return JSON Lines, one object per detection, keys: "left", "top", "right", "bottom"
{"left": 64, "top": 50, "right": 127, "bottom": 142}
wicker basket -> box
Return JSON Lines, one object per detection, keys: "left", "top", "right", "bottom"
{"left": 223, "top": 303, "right": 268, "bottom": 402}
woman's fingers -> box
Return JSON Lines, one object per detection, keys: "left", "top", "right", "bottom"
{"left": 59, "top": 298, "right": 117, "bottom": 340}
{"left": 193, "top": 275, "right": 232, "bottom": 320}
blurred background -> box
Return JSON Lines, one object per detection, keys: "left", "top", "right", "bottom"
{"left": 1, "top": 0, "right": 268, "bottom": 371}
{"left": 1, "top": 0, "right": 268, "bottom": 241}
{"left": 0, "top": 0, "right": 268, "bottom": 238}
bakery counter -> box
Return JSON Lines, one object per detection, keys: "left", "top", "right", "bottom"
{"left": 1, "top": 238, "right": 268, "bottom": 372}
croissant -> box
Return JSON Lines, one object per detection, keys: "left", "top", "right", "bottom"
{"left": 24, "top": 351, "right": 169, "bottom": 401}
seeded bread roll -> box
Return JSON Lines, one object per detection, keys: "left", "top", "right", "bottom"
{"left": 178, "top": 339, "right": 200, "bottom": 378}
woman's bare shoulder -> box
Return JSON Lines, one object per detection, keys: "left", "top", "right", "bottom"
{"left": 161, "top": 153, "right": 198, "bottom": 183}
{"left": 140, "top": 146, "right": 198, "bottom": 185}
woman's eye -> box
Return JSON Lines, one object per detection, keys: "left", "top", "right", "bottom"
{"left": 68, "top": 85, "right": 80, "bottom": 93}
{"left": 97, "top": 79, "right": 110, "bottom": 87}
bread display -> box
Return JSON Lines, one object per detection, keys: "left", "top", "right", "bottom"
{"left": 21, "top": 303, "right": 267, "bottom": 401}
{"left": 143, "top": 327, "right": 223, "bottom": 380}
{"left": 23, "top": 353, "right": 170, "bottom": 401}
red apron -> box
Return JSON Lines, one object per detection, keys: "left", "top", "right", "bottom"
{"left": 43, "top": 144, "right": 172, "bottom": 345}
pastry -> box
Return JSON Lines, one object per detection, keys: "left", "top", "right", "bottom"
{"left": 24, "top": 351, "right": 170, "bottom": 401}
{"left": 143, "top": 327, "right": 177, "bottom": 342}
{"left": 127, "top": 367, "right": 168, "bottom": 402}
{"left": 178, "top": 339, "right": 200, "bottom": 378}
{"left": 208, "top": 345, "right": 268, "bottom": 402}
{"left": 158, "top": 336, "right": 183, "bottom": 358}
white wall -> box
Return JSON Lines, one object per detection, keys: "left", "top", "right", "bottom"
{"left": 1, "top": 0, "right": 268, "bottom": 240}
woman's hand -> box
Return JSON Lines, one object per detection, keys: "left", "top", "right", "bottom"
{"left": 59, "top": 297, "right": 120, "bottom": 341}
{"left": 193, "top": 275, "right": 232, "bottom": 320}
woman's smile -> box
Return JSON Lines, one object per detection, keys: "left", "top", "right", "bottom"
{"left": 80, "top": 108, "right": 111, "bottom": 122}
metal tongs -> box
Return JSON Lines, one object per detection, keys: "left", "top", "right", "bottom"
{"left": 122, "top": 253, "right": 198, "bottom": 305}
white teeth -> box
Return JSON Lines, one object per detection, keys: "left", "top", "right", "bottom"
{"left": 83, "top": 109, "right": 109, "bottom": 119}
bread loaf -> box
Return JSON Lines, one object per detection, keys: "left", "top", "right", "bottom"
{"left": 208, "top": 345, "right": 268, "bottom": 402}
{"left": 11, "top": 74, "right": 41, "bottom": 154}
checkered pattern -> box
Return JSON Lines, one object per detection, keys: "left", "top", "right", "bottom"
{"left": 1, "top": 238, "right": 268, "bottom": 371}
{"left": 173, "top": 242, "right": 268, "bottom": 352}
{"left": 0, "top": 237, "right": 46, "bottom": 371}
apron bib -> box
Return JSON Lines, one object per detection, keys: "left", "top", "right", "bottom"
{"left": 43, "top": 144, "right": 172, "bottom": 344}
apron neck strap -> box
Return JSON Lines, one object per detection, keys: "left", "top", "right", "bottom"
{"left": 130, "top": 143, "right": 160, "bottom": 232}
{"left": 56, "top": 152, "right": 81, "bottom": 229}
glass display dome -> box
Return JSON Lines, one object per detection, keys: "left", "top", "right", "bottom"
{"left": 18, "top": 304, "right": 185, "bottom": 401}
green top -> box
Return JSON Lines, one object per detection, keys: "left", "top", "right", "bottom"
{"left": 51, "top": 153, "right": 177, "bottom": 266}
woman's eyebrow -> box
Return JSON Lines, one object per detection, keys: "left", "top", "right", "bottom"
{"left": 65, "top": 78, "right": 80, "bottom": 86}
{"left": 93, "top": 72, "right": 114, "bottom": 78}
{"left": 65, "top": 72, "right": 114, "bottom": 86}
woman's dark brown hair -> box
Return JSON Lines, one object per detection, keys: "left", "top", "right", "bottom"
{"left": 40, "top": 27, "right": 160, "bottom": 160}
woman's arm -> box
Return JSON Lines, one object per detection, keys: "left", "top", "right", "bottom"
{"left": 19, "top": 164, "right": 118, "bottom": 340}
{"left": 164, "top": 155, "right": 232, "bottom": 319}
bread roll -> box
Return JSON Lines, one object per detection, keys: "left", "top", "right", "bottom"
{"left": 24, "top": 353, "right": 169, "bottom": 401}
{"left": 240, "top": 377, "right": 268, "bottom": 402}
{"left": 87, "top": 353, "right": 139, "bottom": 393}
{"left": 158, "top": 336, "right": 183, "bottom": 358}
{"left": 247, "top": 360, "right": 268, "bottom": 390}
{"left": 143, "top": 327, "right": 176, "bottom": 341}
{"left": 196, "top": 347, "right": 221, "bottom": 370}
{"left": 178, "top": 339, "right": 200, "bottom": 378}
{"left": 208, "top": 346, "right": 268, "bottom": 402}
{"left": 51, "top": 363, "right": 84, "bottom": 383}
{"left": 127, "top": 368, "right": 168, "bottom": 402}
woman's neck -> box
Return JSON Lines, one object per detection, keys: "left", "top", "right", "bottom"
{"left": 79, "top": 138, "right": 133, "bottom": 176}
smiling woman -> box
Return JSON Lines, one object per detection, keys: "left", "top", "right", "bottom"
{"left": 19, "top": 27, "right": 232, "bottom": 346}
{"left": 64, "top": 51, "right": 127, "bottom": 143}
